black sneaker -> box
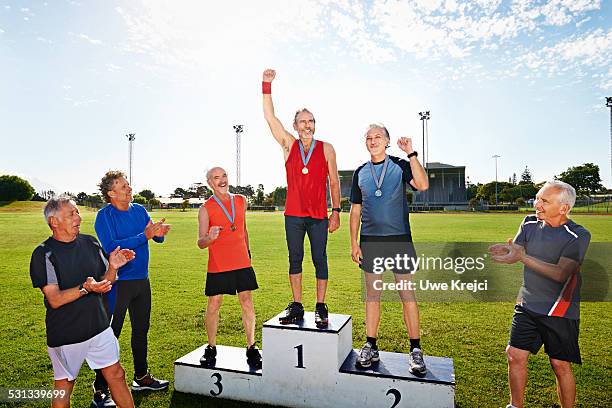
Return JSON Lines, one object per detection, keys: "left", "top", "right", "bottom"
{"left": 279, "top": 302, "right": 304, "bottom": 325}
{"left": 132, "top": 372, "right": 169, "bottom": 391}
{"left": 409, "top": 348, "right": 427, "bottom": 376}
{"left": 355, "top": 341, "right": 380, "bottom": 368}
{"left": 314, "top": 303, "right": 329, "bottom": 328}
{"left": 246, "top": 345, "right": 262, "bottom": 369}
{"left": 199, "top": 344, "right": 217, "bottom": 368}
{"left": 91, "top": 387, "right": 116, "bottom": 408}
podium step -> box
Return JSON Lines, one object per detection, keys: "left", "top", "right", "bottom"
{"left": 175, "top": 344, "right": 261, "bottom": 376}
{"left": 340, "top": 349, "right": 455, "bottom": 386}
{"left": 263, "top": 311, "right": 351, "bottom": 333}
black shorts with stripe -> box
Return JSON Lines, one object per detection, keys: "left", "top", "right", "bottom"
{"left": 205, "top": 267, "right": 258, "bottom": 296}
{"left": 509, "top": 304, "right": 581, "bottom": 364}
{"left": 359, "top": 234, "right": 417, "bottom": 275}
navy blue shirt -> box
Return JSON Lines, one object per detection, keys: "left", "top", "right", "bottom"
{"left": 350, "top": 155, "right": 417, "bottom": 236}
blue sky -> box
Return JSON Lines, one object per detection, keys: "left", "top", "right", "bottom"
{"left": 1, "top": 0, "right": 610, "bottom": 196}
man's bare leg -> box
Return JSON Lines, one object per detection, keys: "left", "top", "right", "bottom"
{"left": 206, "top": 295, "right": 223, "bottom": 346}
{"left": 316, "top": 278, "right": 327, "bottom": 303}
{"left": 364, "top": 273, "right": 382, "bottom": 338}
{"left": 238, "top": 291, "right": 256, "bottom": 346}
{"left": 101, "top": 362, "right": 135, "bottom": 408}
{"left": 289, "top": 273, "right": 302, "bottom": 303}
{"left": 550, "top": 358, "right": 576, "bottom": 408}
{"left": 51, "top": 379, "right": 74, "bottom": 408}
{"left": 506, "top": 346, "right": 530, "bottom": 408}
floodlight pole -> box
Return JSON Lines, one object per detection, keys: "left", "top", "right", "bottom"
{"left": 493, "top": 154, "right": 500, "bottom": 205}
{"left": 233, "top": 125, "right": 244, "bottom": 186}
{"left": 419, "top": 111, "right": 430, "bottom": 205}
{"left": 606, "top": 97, "right": 612, "bottom": 181}
{"left": 126, "top": 133, "right": 136, "bottom": 186}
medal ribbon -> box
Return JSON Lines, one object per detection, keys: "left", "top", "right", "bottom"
{"left": 368, "top": 155, "right": 389, "bottom": 193}
{"left": 299, "top": 139, "right": 317, "bottom": 168}
{"left": 212, "top": 194, "right": 235, "bottom": 226}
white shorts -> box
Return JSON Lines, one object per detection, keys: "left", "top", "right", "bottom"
{"left": 47, "top": 327, "right": 120, "bottom": 381}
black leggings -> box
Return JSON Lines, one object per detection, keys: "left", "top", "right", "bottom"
{"left": 95, "top": 279, "right": 151, "bottom": 388}
{"left": 284, "top": 215, "right": 329, "bottom": 280}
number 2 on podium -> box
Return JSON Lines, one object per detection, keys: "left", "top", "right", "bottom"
{"left": 294, "top": 344, "right": 305, "bottom": 368}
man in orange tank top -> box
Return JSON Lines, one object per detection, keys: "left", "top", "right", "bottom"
{"left": 262, "top": 68, "right": 341, "bottom": 329}
{"left": 197, "top": 167, "right": 261, "bottom": 369}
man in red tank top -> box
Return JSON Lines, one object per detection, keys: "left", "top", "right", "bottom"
{"left": 262, "top": 69, "right": 341, "bottom": 328}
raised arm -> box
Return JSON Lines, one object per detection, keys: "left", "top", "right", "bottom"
{"left": 397, "top": 137, "right": 428, "bottom": 191}
{"left": 262, "top": 69, "right": 295, "bottom": 155}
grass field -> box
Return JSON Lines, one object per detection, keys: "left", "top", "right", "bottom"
{"left": 1, "top": 202, "right": 610, "bottom": 407}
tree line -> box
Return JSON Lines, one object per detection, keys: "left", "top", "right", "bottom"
{"left": 0, "top": 163, "right": 607, "bottom": 207}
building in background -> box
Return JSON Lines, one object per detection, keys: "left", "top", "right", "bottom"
{"left": 339, "top": 162, "right": 467, "bottom": 210}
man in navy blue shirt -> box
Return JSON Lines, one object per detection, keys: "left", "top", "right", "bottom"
{"left": 93, "top": 171, "right": 171, "bottom": 402}
{"left": 349, "top": 123, "right": 429, "bottom": 375}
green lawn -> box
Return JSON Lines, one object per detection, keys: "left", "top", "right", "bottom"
{"left": 1, "top": 203, "right": 610, "bottom": 407}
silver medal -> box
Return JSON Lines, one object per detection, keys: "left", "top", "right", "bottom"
{"left": 302, "top": 167, "right": 309, "bottom": 174}
{"left": 375, "top": 189, "right": 382, "bottom": 197}
{"left": 369, "top": 155, "right": 389, "bottom": 199}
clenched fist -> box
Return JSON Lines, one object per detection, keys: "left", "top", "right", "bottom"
{"left": 263, "top": 69, "right": 276, "bottom": 83}
{"left": 397, "top": 137, "right": 414, "bottom": 154}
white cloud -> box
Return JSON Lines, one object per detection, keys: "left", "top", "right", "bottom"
{"left": 0, "top": 28, "right": 4, "bottom": 34}
{"left": 106, "top": 63, "right": 122, "bottom": 72}
{"left": 78, "top": 33, "right": 102, "bottom": 45}
{"left": 37, "top": 36, "right": 53, "bottom": 44}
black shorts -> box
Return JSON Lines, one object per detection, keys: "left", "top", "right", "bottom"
{"left": 509, "top": 304, "right": 581, "bottom": 364}
{"left": 205, "top": 267, "right": 259, "bottom": 296}
{"left": 360, "top": 234, "right": 417, "bottom": 275}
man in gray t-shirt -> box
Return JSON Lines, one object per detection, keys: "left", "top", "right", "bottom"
{"left": 489, "top": 181, "right": 591, "bottom": 408}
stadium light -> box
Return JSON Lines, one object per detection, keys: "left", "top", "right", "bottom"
{"left": 492, "top": 155, "right": 500, "bottom": 205}
{"left": 606, "top": 97, "right": 611, "bottom": 181}
{"left": 419, "top": 111, "right": 431, "bottom": 206}
{"left": 126, "top": 133, "right": 136, "bottom": 186}
{"left": 234, "top": 125, "right": 244, "bottom": 186}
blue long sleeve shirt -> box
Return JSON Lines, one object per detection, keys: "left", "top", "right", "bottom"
{"left": 94, "top": 203, "right": 164, "bottom": 280}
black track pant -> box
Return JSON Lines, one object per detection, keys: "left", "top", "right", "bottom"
{"left": 95, "top": 279, "right": 152, "bottom": 389}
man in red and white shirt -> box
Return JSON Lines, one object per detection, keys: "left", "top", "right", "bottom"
{"left": 262, "top": 68, "right": 341, "bottom": 328}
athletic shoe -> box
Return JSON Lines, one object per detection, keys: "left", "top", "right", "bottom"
{"left": 199, "top": 344, "right": 217, "bottom": 368}
{"left": 91, "top": 388, "right": 116, "bottom": 408}
{"left": 132, "top": 372, "right": 169, "bottom": 391}
{"left": 355, "top": 341, "right": 380, "bottom": 368}
{"left": 279, "top": 302, "right": 304, "bottom": 324}
{"left": 246, "top": 345, "right": 262, "bottom": 369}
{"left": 314, "top": 303, "right": 329, "bottom": 328}
{"left": 409, "top": 348, "right": 427, "bottom": 376}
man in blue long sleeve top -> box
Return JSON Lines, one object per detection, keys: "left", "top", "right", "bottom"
{"left": 93, "top": 170, "right": 170, "bottom": 403}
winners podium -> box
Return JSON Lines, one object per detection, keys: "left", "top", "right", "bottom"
{"left": 174, "top": 311, "right": 455, "bottom": 407}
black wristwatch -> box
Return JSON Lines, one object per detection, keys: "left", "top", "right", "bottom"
{"left": 407, "top": 151, "right": 418, "bottom": 159}
{"left": 79, "top": 282, "right": 89, "bottom": 295}
{"left": 332, "top": 208, "right": 342, "bottom": 213}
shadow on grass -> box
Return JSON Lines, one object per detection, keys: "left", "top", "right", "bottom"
{"left": 0, "top": 201, "right": 14, "bottom": 207}
{"left": 169, "top": 391, "right": 274, "bottom": 407}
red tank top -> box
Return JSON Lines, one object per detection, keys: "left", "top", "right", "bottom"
{"left": 203, "top": 194, "right": 251, "bottom": 273}
{"left": 284, "top": 139, "right": 328, "bottom": 219}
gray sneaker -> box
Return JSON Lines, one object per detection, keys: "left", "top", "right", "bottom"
{"left": 355, "top": 341, "right": 379, "bottom": 368}
{"left": 409, "top": 348, "right": 427, "bottom": 376}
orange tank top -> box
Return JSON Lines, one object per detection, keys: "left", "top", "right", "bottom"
{"left": 204, "top": 194, "right": 251, "bottom": 273}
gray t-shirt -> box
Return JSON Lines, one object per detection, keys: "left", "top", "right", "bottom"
{"left": 513, "top": 215, "right": 591, "bottom": 319}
